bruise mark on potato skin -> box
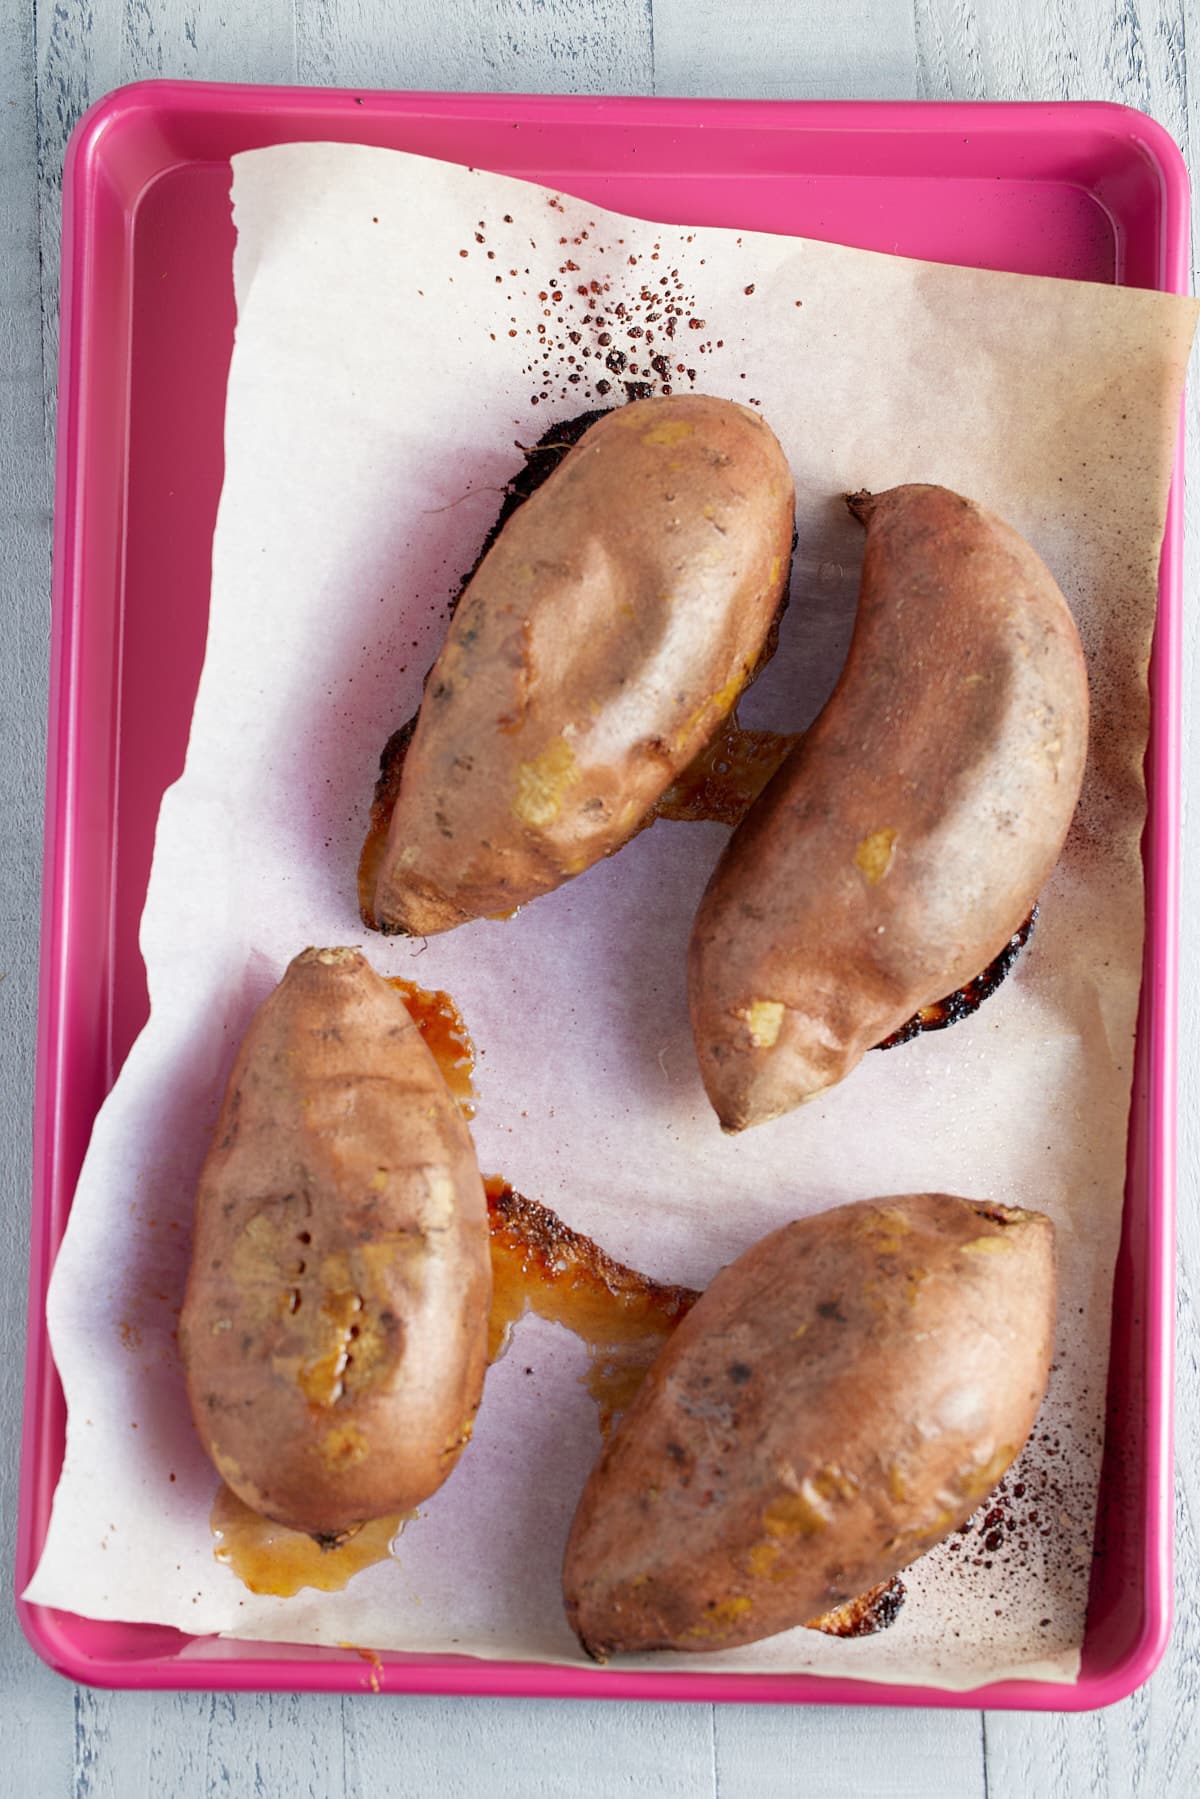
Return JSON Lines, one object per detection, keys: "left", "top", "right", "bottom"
{"left": 746, "top": 1538, "right": 784, "bottom": 1580}
{"left": 642, "top": 418, "right": 696, "bottom": 447}
{"left": 319, "top": 1422, "right": 370, "bottom": 1469}
{"left": 960, "top": 1235, "right": 1016, "bottom": 1257}
{"left": 681, "top": 664, "right": 752, "bottom": 749}
{"left": 512, "top": 736, "right": 581, "bottom": 828}
{"left": 854, "top": 827, "right": 898, "bottom": 884}
{"left": 762, "top": 1488, "right": 831, "bottom": 1538}
{"left": 681, "top": 1595, "right": 754, "bottom": 1638}
{"left": 736, "top": 999, "right": 784, "bottom": 1049}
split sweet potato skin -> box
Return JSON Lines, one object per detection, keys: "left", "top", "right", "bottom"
{"left": 688, "top": 484, "right": 1090, "bottom": 1131}
{"left": 179, "top": 947, "right": 491, "bottom": 1535}
{"left": 370, "top": 394, "right": 795, "bottom": 936}
{"left": 562, "top": 1192, "right": 1055, "bottom": 1660}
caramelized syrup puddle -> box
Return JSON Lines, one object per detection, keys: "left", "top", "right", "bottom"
{"left": 651, "top": 712, "right": 799, "bottom": 828}
{"left": 484, "top": 1175, "right": 697, "bottom": 1438}
{"left": 386, "top": 976, "right": 477, "bottom": 1117}
{"left": 210, "top": 1486, "right": 412, "bottom": 1597}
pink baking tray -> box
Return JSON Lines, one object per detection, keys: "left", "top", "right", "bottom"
{"left": 18, "top": 83, "right": 1189, "bottom": 1707}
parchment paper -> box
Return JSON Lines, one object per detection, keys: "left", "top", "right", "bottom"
{"left": 25, "top": 144, "right": 1198, "bottom": 1687}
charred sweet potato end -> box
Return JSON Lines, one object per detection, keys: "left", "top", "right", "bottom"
{"left": 359, "top": 718, "right": 419, "bottom": 930}
{"left": 806, "top": 1576, "right": 907, "bottom": 1638}
{"left": 486, "top": 1176, "right": 697, "bottom": 1324}
{"left": 874, "top": 907, "right": 1038, "bottom": 1050}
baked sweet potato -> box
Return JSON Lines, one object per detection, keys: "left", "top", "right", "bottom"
{"left": 179, "top": 947, "right": 491, "bottom": 1535}
{"left": 689, "top": 484, "right": 1089, "bottom": 1130}
{"left": 562, "top": 1192, "right": 1055, "bottom": 1660}
{"left": 369, "top": 394, "right": 794, "bottom": 935}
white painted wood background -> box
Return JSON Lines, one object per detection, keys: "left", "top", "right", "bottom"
{"left": 1, "top": 1, "right": 1198, "bottom": 1793}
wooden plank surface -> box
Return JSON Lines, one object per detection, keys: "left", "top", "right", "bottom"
{"left": 0, "top": 6, "right": 73, "bottom": 1796}
{"left": 294, "top": 0, "right": 653, "bottom": 93}
{"left": 3, "top": 1, "right": 1199, "bottom": 1793}
{"left": 653, "top": 0, "right": 922, "bottom": 97}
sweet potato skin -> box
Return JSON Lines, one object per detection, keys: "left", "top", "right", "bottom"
{"left": 179, "top": 948, "right": 491, "bottom": 1534}
{"left": 688, "top": 484, "right": 1089, "bottom": 1130}
{"left": 371, "top": 395, "right": 794, "bottom": 935}
{"left": 562, "top": 1193, "right": 1055, "bottom": 1660}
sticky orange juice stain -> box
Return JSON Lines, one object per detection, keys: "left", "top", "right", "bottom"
{"left": 652, "top": 714, "right": 799, "bottom": 828}
{"left": 386, "top": 976, "right": 477, "bottom": 1119}
{"left": 210, "top": 1485, "right": 413, "bottom": 1597}
{"left": 337, "top": 1643, "right": 387, "bottom": 1691}
{"left": 484, "top": 1176, "right": 698, "bottom": 1439}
